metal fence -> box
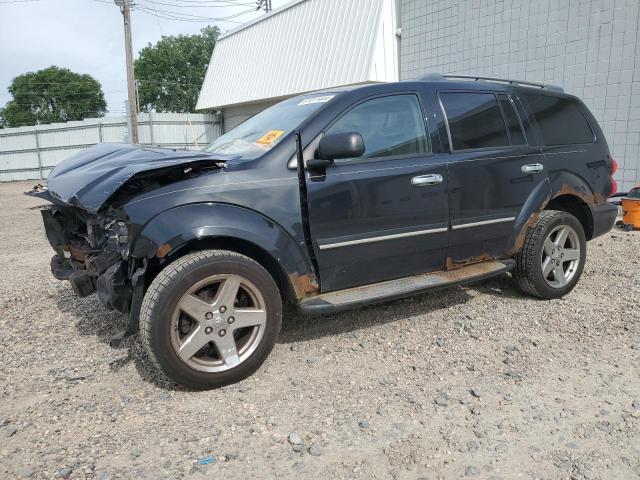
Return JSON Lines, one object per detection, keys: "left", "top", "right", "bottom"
{"left": 0, "top": 112, "right": 221, "bottom": 182}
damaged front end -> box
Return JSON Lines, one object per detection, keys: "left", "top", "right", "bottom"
{"left": 42, "top": 204, "right": 141, "bottom": 313}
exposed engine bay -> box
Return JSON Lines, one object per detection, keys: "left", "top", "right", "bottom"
{"left": 42, "top": 205, "right": 133, "bottom": 314}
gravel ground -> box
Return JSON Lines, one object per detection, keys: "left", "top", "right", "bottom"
{"left": 0, "top": 179, "right": 639, "bottom": 480}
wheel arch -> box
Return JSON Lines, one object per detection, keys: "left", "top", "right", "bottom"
{"left": 163, "top": 236, "right": 296, "bottom": 304}
{"left": 544, "top": 194, "right": 594, "bottom": 240}
{"left": 130, "top": 203, "right": 318, "bottom": 303}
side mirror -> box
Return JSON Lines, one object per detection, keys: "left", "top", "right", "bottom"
{"left": 317, "top": 132, "right": 365, "bottom": 162}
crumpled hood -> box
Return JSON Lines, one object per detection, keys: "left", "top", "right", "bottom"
{"left": 46, "top": 143, "right": 220, "bottom": 213}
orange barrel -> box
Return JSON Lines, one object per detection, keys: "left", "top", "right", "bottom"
{"left": 622, "top": 198, "right": 640, "bottom": 229}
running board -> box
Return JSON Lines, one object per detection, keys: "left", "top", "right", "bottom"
{"left": 299, "top": 260, "right": 514, "bottom": 314}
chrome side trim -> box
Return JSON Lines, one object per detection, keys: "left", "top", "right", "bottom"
{"left": 452, "top": 216, "right": 516, "bottom": 230}
{"left": 318, "top": 227, "right": 448, "bottom": 250}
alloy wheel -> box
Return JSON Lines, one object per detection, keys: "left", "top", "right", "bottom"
{"left": 169, "top": 274, "right": 267, "bottom": 373}
{"left": 540, "top": 224, "right": 581, "bottom": 288}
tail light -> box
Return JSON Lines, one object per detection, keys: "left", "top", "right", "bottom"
{"left": 610, "top": 158, "right": 618, "bottom": 195}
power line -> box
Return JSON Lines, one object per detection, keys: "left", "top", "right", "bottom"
{"left": 136, "top": 0, "right": 256, "bottom": 7}
{"left": 134, "top": 4, "right": 257, "bottom": 22}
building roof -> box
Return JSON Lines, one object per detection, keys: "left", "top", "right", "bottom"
{"left": 196, "top": 0, "right": 399, "bottom": 110}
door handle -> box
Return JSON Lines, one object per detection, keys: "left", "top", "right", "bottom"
{"left": 521, "top": 163, "right": 544, "bottom": 174}
{"left": 411, "top": 174, "right": 443, "bottom": 186}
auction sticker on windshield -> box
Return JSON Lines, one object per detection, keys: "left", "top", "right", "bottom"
{"left": 297, "top": 95, "right": 335, "bottom": 106}
{"left": 255, "top": 130, "right": 285, "bottom": 146}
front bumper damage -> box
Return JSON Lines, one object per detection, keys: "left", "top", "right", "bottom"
{"left": 42, "top": 206, "right": 145, "bottom": 346}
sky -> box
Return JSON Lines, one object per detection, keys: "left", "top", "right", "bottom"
{"left": 0, "top": 0, "right": 286, "bottom": 115}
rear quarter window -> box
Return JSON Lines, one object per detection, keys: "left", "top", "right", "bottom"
{"left": 523, "top": 94, "right": 595, "bottom": 146}
{"left": 440, "top": 92, "right": 509, "bottom": 150}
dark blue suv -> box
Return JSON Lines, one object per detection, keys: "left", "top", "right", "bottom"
{"left": 37, "top": 74, "right": 618, "bottom": 388}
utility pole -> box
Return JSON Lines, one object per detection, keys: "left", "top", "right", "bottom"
{"left": 115, "top": 0, "right": 139, "bottom": 143}
{"left": 257, "top": 0, "right": 271, "bottom": 13}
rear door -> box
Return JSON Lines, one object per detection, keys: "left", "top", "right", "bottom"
{"left": 304, "top": 91, "right": 449, "bottom": 292}
{"left": 435, "top": 88, "right": 549, "bottom": 263}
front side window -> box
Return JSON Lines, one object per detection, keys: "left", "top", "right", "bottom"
{"left": 326, "top": 94, "right": 430, "bottom": 160}
{"left": 440, "top": 92, "right": 510, "bottom": 150}
{"left": 523, "top": 94, "right": 594, "bottom": 146}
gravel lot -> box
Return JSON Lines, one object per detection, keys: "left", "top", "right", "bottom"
{"left": 0, "top": 179, "right": 639, "bottom": 480}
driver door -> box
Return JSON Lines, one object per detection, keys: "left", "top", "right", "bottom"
{"left": 304, "top": 92, "right": 450, "bottom": 292}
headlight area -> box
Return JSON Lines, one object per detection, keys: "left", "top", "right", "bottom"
{"left": 42, "top": 206, "right": 134, "bottom": 314}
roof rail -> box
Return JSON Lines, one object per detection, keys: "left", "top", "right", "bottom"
{"left": 416, "top": 72, "right": 564, "bottom": 93}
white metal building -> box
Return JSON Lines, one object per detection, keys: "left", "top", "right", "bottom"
{"left": 197, "top": 0, "right": 640, "bottom": 191}
{"left": 196, "top": 0, "right": 400, "bottom": 130}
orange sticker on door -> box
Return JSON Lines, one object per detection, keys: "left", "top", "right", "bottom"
{"left": 255, "top": 130, "right": 285, "bottom": 146}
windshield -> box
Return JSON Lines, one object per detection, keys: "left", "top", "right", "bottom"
{"left": 204, "top": 94, "right": 337, "bottom": 161}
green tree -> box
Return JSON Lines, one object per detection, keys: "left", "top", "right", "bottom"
{"left": 1, "top": 66, "right": 107, "bottom": 128}
{"left": 135, "top": 25, "right": 220, "bottom": 113}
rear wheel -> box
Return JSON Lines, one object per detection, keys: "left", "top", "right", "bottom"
{"left": 514, "top": 210, "right": 586, "bottom": 299}
{"left": 140, "top": 250, "right": 282, "bottom": 389}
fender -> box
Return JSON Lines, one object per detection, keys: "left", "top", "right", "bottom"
{"left": 548, "top": 170, "right": 605, "bottom": 204}
{"left": 507, "top": 170, "right": 603, "bottom": 255}
{"left": 506, "top": 177, "right": 552, "bottom": 255}
{"left": 130, "top": 202, "right": 318, "bottom": 300}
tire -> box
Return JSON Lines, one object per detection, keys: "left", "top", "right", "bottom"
{"left": 140, "top": 250, "right": 282, "bottom": 390}
{"left": 514, "top": 210, "right": 587, "bottom": 299}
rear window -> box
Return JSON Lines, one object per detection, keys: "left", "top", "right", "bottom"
{"left": 523, "top": 94, "right": 594, "bottom": 146}
{"left": 440, "top": 92, "right": 525, "bottom": 150}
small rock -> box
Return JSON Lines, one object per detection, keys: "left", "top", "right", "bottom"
{"left": 495, "top": 443, "right": 508, "bottom": 453}
{"left": 55, "top": 467, "right": 73, "bottom": 479}
{"left": 158, "top": 391, "right": 170, "bottom": 400}
{"left": 306, "top": 357, "right": 318, "bottom": 365}
{"left": 15, "top": 467, "right": 34, "bottom": 478}
{"left": 566, "top": 442, "right": 579, "bottom": 449}
{"left": 504, "top": 345, "right": 519, "bottom": 354}
{"left": 504, "top": 370, "right": 522, "bottom": 380}
{"left": 434, "top": 393, "right": 449, "bottom": 407}
{"left": 238, "top": 383, "right": 250, "bottom": 393}
{"left": 632, "top": 400, "right": 640, "bottom": 411}
{"left": 292, "top": 444, "right": 304, "bottom": 452}
{"left": 467, "top": 440, "right": 479, "bottom": 452}
{"left": 266, "top": 416, "right": 276, "bottom": 426}
{"left": 358, "top": 419, "right": 369, "bottom": 429}
{"left": 435, "top": 338, "right": 445, "bottom": 347}
{"left": 94, "top": 470, "right": 112, "bottom": 480}
{"left": 3, "top": 425, "right": 17, "bottom": 437}
{"left": 288, "top": 432, "right": 303, "bottom": 445}
{"left": 470, "top": 388, "right": 481, "bottom": 398}
{"left": 465, "top": 465, "right": 480, "bottom": 476}
{"left": 290, "top": 344, "right": 300, "bottom": 351}
{"left": 129, "top": 449, "right": 141, "bottom": 460}
{"left": 308, "top": 444, "right": 323, "bottom": 456}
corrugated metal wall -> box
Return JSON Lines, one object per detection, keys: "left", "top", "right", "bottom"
{"left": 0, "top": 113, "right": 221, "bottom": 182}
{"left": 197, "top": 0, "right": 399, "bottom": 110}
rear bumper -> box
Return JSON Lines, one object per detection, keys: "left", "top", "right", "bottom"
{"left": 588, "top": 202, "right": 618, "bottom": 239}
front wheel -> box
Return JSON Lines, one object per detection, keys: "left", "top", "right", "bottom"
{"left": 514, "top": 210, "right": 587, "bottom": 299}
{"left": 140, "top": 250, "right": 282, "bottom": 390}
